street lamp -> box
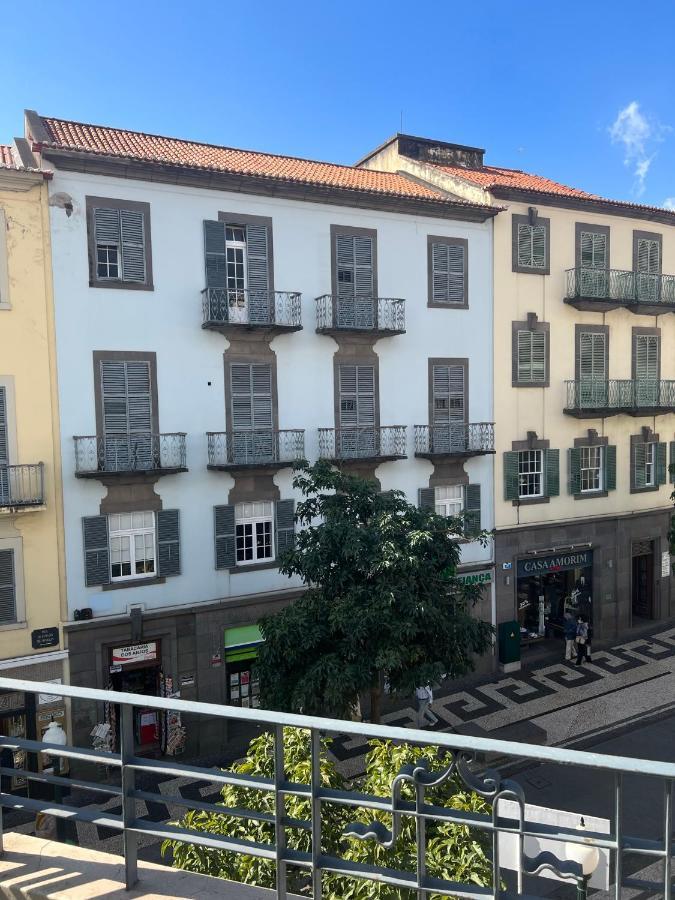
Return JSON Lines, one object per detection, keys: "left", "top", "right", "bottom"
{"left": 565, "top": 817, "right": 600, "bottom": 900}
{"left": 41, "top": 719, "right": 67, "bottom": 841}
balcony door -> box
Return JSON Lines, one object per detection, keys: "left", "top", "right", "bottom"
{"left": 579, "top": 230, "right": 608, "bottom": 297}
{"left": 230, "top": 363, "right": 274, "bottom": 464}
{"left": 634, "top": 334, "right": 659, "bottom": 406}
{"left": 636, "top": 237, "right": 661, "bottom": 302}
{"left": 578, "top": 331, "right": 607, "bottom": 408}
{"left": 100, "top": 361, "right": 153, "bottom": 471}
{"left": 0, "top": 388, "right": 8, "bottom": 502}
{"left": 431, "top": 364, "right": 466, "bottom": 452}
{"left": 204, "top": 220, "right": 271, "bottom": 325}
{"left": 336, "top": 234, "right": 375, "bottom": 328}
{"left": 338, "top": 364, "right": 376, "bottom": 456}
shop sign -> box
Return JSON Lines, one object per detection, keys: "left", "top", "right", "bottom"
{"left": 211, "top": 651, "right": 222, "bottom": 667}
{"left": 456, "top": 569, "right": 493, "bottom": 586}
{"left": 38, "top": 709, "right": 65, "bottom": 723}
{"left": 111, "top": 642, "right": 158, "bottom": 666}
{"left": 31, "top": 627, "right": 59, "bottom": 650}
{"left": 38, "top": 679, "right": 62, "bottom": 705}
{"left": 517, "top": 550, "right": 592, "bottom": 579}
{"left": 662, "top": 551, "right": 671, "bottom": 578}
{"left": 180, "top": 672, "right": 195, "bottom": 687}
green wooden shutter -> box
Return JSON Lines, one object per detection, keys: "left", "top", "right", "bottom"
{"left": 0, "top": 386, "right": 8, "bottom": 465}
{"left": 517, "top": 331, "right": 546, "bottom": 383}
{"left": 275, "top": 499, "right": 295, "bottom": 556}
{"left": 634, "top": 443, "right": 647, "bottom": 489}
{"left": 569, "top": 448, "right": 581, "bottom": 495}
{"left": 418, "top": 487, "right": 435, "bottom": 510}
{"left": 204, "top": 220, "right": 227, "bottom": 289}
{"left": 214, "top": 505, "right": 235, "bottom": 569}
{"left": 605, "top": 445, "right": 617, "bottom": 491}
{"left": 101, "top": 360, "right": 152, "bottom": 470}
{"left": 656, "top": 442, "right": 667, "bottom": 486}
{"left": 0, "top": 549, "right": 16, "bottom": 625}
{"left": 545, "top": 449, "right": 560, "bottom": 497}
{"left": 120, "top": 209, "right": 146, "bottom": 283}
{"left": 83, "top": 515, "right": 110, "bottom": 586}
{"left": 464, "top": 484, "right": 481, "bottom": 536}
{"left": 432, "top": 242, "right": 465, "bottom": 304}
{"left": 504, "top": 451, "right": 519, "bottom": 500}
{"left": 518, "top": 223, "right": 546, "bottom": 268}
{"left": 246, "top": 223, "right": 271, "bottom": 323}
{"left": 670, "top": 441, "right": 675, "bottom": 485}
{"left": 157, "top": 509, "right": 180, "bottom": 577}
{"left": 637, "top": 238, "right": 660, "bottom": 302}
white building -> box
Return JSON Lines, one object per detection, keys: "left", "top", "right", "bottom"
{"left": 26, "top": 111, "right": 497, "bottom": 753}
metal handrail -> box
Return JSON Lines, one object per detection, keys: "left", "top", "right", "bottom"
{"left": 565, "top": 267, "right": 675, "bottom": 305}
{"left": 315, "top": 295, "right": 406, "bottom": 332}
{"left": 318, "top": 425, "right": 407, "bottom": 460}
{"left": 73, "top": 433, "right": 187, "bottom": 474}
{"left": 414, "top": 423, "right": 495, "bottom": 455}
{"left": 0, "top": 463, "right": 44, "bottom": 507}
{"left": 207, "top": 430, "right": 305, "bottom": 467}
{"left": 201, "top": 288, "right": 302, "bottom": 328}
{"left": 564, "top": 379, "right": 675, "bottom": 411}
{"left": 0, "top": 676, "right": 674, "bottom": 899}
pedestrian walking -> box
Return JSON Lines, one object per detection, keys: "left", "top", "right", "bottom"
{"left": 563, "top": 612, "right": 577, "bottom": 661}
{"left": 415, "top": 684, "right": 438, "bottom": 728}
{"left": 575, "top": 616, "right": 589, "bottom": 666}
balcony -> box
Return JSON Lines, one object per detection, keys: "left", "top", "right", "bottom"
{"left": 74, "top": 433, "right": 187, "bottom": 478}
{"left": 315, "top": 295, "right": 405, "bottom": 336}
{"left": 564, "top": 267, "right": 675, "bottom": 315}
{"left": 0, "top": 675, "right": 674, "bottom": 899}
{"left": 201, "top": 288, "right": 302, "bottom": 336}
{"left": 414, "top": 423, "right": 495, "bottom": 459}
{"left": 318, "top": 425, "right": 407, "bottom": 462}
{"left": 0, "top": 463, "right": 45, "bottom": 511}
{"left": 564, "top": 379, "right": 675, "bottom": 417}
{"left": 207, "top": 429, "right": 305, "bottom": 470}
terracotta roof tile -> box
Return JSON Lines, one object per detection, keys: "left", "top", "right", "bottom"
{"left": 37, "top": 116, "right": 493, "bottom": 211}
{"left": 435, "top": 163, "right": 598, "bottom": 199}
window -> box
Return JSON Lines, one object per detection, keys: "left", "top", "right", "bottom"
{"left": 235, "top": 501, "right": 274, "bottom": 565}
{"left": 517, "top": 331, "right": 546, "bottom": 383}
{"left": 580, "top": 446, "right": 603, "bottom": 493}
{"left": 428, "top": 237, "right": 468, "bottom": 307}
{"left": 109, "top": 512, "right": 155, "bottom": 581}
{"left": 0, "top": 549, "right": 16, "bottom": 625}
{"left": 434, "top": 485, "right": 463, "bottom": 518}
{"left": 226, "top": 226, "right": 247, "bottom": 294}
{"left": 518, "top": 450, "right": 543, "bottom": 498}
{"left": 645, "top": 442, "right": 656, "bottom": 487}
{"left": 87, "top": 198, "right": 152, "bottom": 289}
{"left": 512, "top": 214, "right": 550, "bottom": 274}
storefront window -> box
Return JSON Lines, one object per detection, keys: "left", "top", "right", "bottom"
{"left": 516, "top": 551, "right": 593, "bottom": 642}
{"left": 518, "top": 450, "right": 543, "bottom": 498}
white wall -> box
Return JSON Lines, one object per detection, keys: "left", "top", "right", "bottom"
{"left": 48, "top": 170, "right": 495, "bottom": 619}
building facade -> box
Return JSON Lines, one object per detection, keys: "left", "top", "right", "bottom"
{"left": 360, "top": 134, "right": 675, "bottom": 654}
{"left": 0, "top": 141, "right": 67, "bottom": 776}
{"left": 26, "top": 112, "right": 498, "bottom": 755}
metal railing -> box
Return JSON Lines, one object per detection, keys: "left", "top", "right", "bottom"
{"left": 0, "top": 463, "right": 44, "bottom": 508}
{"left": 565, "top": 267, "right": 675, "bottom": 306}
{"left": 201, "top": 288, "right": 302, "bottom": 328}
{"left": 73, "top": 433, "right": 187, "bottom": 475}
{"left": 315, "top": 295, "right": 406, "bottom": 333}
{"left": 414, "top": 423, "right": 495, "bottom": 456}
{"left": 207, "top": 430, "right": 305, "bottom": 467}
{"left": 0, "top": 676, "right": 674, "bottom": 898}
{"left": 318, "top": 425, "right": 407, "bottom": 460}
{"left": 565, "top": 379, "right": 675, "bottom": 412}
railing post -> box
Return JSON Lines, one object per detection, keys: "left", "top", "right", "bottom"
{"left": 415, "top": 780, "right": 425, "bottom": 899}
{"left": 614, "top": 773, "right": 622, "bottom": 900}
{"left": 274, "top": 725, "right": 287, "bottom": 898}
{"left": 310, "top": 729, "right": 322, "bottom": 899}
{"left": 663, "top": 778, "right": 672, "bottom": 900}
{"left": 120, "top": 703, "right": 138, "bottom": 890}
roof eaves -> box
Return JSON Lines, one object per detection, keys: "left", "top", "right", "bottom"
{"left": 490, "top": 184, "right": 675, "bottom": 224}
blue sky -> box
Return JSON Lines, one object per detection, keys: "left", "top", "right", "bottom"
{"left": 2, "top": 0, "right": 675, "bottom": 207}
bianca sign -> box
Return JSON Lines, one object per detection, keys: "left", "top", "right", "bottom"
{"left": 517, "top": 550, "right": 592, "bottom": 578}
{"left": 111, "top": 642, "right": 158, "bottom": 666}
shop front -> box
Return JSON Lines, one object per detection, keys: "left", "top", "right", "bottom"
{"left": 224, "top": 625, "right": 263, "bottom": 709}
{"left": 516, "top": 549, "right": 593, "bottom": 647}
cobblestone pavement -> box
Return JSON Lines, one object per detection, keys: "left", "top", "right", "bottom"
{"left": 5, "top": 622, "right": 675, "bottom": 883}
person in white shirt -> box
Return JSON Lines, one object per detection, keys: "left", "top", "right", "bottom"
{"left": 415, "top": 684, "right": 438, "bottom": 728}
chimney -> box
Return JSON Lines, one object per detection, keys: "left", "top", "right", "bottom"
{"left": 397, "top": 134, "right": 484, "bottom": 169}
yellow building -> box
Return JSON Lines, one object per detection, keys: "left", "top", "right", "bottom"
{"left": 0, "top": 141, "right": 66, "bottom": 761}
{"left": 361, "top": 135, "right": 675, "bottom": 655}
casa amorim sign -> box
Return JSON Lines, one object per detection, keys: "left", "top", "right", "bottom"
{"left": 517, "top": 550, "right": 592, "bottom": 579}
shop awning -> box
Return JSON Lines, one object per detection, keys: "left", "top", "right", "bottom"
{"left": 224, "top": 625, "right": 264, "bottom": 663}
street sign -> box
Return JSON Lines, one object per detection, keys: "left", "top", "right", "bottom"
{"left": 31, "top": 627, "right": 59, "bottom": 649}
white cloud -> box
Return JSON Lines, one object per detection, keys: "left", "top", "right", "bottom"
{"left": 609, "top": 101, "right": 668, "bottom": 196}
{"left": 663, "top": 197, "right": 675, "bottom": 211}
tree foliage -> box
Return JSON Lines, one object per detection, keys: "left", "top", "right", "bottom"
{"left": 163, "top": 726, "right": 493, "bottom": 898}
{"left": 257, "top": 460, "right": 494, "bottom": 720}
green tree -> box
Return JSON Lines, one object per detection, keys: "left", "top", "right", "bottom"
{"left": 163, "top": 727, "right": 493, "bottom": 898}
{"left": 257, "top": 460, "right": 493, "bottom": 722}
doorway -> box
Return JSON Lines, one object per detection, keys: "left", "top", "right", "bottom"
{"left": 631, "top": 541, "right": 654, "bottom": 620}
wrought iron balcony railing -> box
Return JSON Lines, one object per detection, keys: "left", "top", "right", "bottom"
{"left": 565, "top": 267, "right": 675, "bottom": 310}
{"left": 564, "top": 379, "right": 675, "bottom": 416}
{"left": 1, "top": 675, "right": 674, "bottom": 899}
{"left": 74, "top": 433, "right": 187, "bottom": 476}
{"left": 318, "top": 425, "right": 407, "bottom": 461}
{"left": 201, "top": 288, "right": 302, "bottom": 329}
{"left": 0, "top": 463, "right": 45, "bottom": 508}
{"left": 207, "top": 430, "right": 305, "bottom": 468}
{"left": 315, "top": 295, "right": 406, "bottom": 334}
{"left": 414, "top": 423, "right": 495, "bottom": 457}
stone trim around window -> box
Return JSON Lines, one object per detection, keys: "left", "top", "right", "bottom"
{"left": 574, "top": 324, "right": 609, "bottom": 382}
{"left": 511, "top": 314, "right": 550, "bottom": 388}
{"left": 575, "top": 222, "right": 610, "bottom": 270}
{"left": 85, "top": 196, "right": 153, "bottom": 291}
{"left": 92, "top": 350, "right": 159, "bottom": 439}
{"left": 426, "top": 235, "right": 469, "bottom": 309}
{"left": 511, "top": 212, "right": 550, "bottom": 275}
{"left": 218, "top": 211, "right": 275, "bottom": 293}
{"left": 631, "top": 326, "right": 661, "bottom": 381}
{"left": 630, "top": 428, "right": 660, "bottom": 494}
{"left": 633, "top": 230, "right": 663, "bottom": 274}
{"left": 329, "top": 224, "right": 378, "bottom": 298}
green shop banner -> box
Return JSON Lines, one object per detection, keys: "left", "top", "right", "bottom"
{"left": 517, "top": 550, "right": 592, "bottom": 579}
{"left": 455, "top": 569, "right": 493, "bottom": 587}
{"left": 224, "top": 624, "right": 264, "bottom": 663}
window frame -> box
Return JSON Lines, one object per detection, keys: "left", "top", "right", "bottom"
{"left": 518, "top": 449, "right": 544, "bottom": 499}
{"left": 580, "top": 445, "right": 603, "bottom": 494}
{"left": 225, "top": 225, "right": 248, "bottom": 295}
{"left": 512, "top": 213, "right": 550, "bottom": 275}
{"left": 108, "top": 511, "right": 157, "bottom": 583}
{"left": 427, "top": 235, "right": 469, "bottom": 309}
{"left": 86, "top": 196, "right": 153, "bottom": 291}
{"left": 235, "top": 500, "right": 275, "bottom": 566}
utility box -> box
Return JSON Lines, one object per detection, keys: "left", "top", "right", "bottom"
{"left": 498, "top": 620, "right": 521, "bottom": 667}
